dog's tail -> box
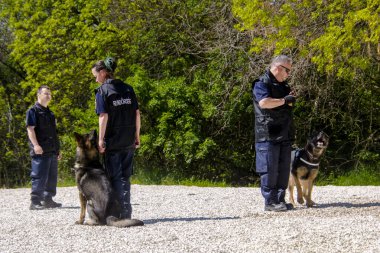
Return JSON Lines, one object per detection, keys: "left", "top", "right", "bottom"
{"left": 106, "top": 216, "right": 144, "bottom": 228}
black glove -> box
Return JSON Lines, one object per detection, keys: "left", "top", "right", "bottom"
{"left": 284, "top": 95, "right": 296, "bottom": 105}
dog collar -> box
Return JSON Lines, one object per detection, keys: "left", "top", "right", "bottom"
{"left": 300, "top": 157, "right": 320, "bottom": 167}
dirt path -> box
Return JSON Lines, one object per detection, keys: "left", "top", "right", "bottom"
{"left": 0, "top": 185, "right": 379, "bottom": 252}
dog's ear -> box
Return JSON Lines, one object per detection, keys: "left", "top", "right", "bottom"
{"left": 89, "top": 130, "right": 97, "bottom": 141}
{"left": 321, "top": 131, "right": 329, "bottom": 139}
{"left": 74, "top": 132, "right": 82, "bottom": 144}
{"left": 310, "top": 130, "right": 318, "bottom": 138}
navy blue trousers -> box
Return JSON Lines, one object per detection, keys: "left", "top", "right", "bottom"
{"left": 30, "top": 154, "right": 58, "bottom": 203}
{"left": 105, "top": 149, "right": 134, "bottom": 219}
{"left": 255, "top": 141, "right": 292, "bottom": 205}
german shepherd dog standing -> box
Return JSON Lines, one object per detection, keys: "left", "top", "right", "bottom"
{"left": 288, "top": 131, "right": 329, "bottom": 207}
{"left": 73, "top": 130, "right": 144, "bottom": 227}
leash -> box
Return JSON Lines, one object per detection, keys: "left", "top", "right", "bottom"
{"left": 101, "top": 153, "right": 110, "bottom": 179}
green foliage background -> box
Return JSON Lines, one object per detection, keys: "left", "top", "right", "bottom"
{"left": 0, "top": 0, "right": 379, "bottom": 187}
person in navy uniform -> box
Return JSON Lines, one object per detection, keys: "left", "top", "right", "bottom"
{"left": 252, "top": 55, "right": 296, "bottom": 212}
{"left": 92, "top": 57, "right": 141, "bottom": 219}
{"left": 26, "top": 85, "right": 62, "bottom": 210}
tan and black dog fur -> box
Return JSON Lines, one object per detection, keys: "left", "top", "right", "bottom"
{"left": 288, "top": 131, "right": 329, "bottom": 207}
{"left": 73, "top": 130, "right": 144, "bottom": 227}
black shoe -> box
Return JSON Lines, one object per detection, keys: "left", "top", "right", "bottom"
{"left": 42, "top": 199, "right": 62, "bottom": 208}
{"left": 265, "top": 203, "right": 287, "bottom": 212}
{"left": 281, "top": 202, "right": 294, "bottom": 210}
{"left": 30, "top": 202, "right": 45, "bottom": 210}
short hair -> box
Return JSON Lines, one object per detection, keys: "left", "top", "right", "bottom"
{"left": 37, "top": 85, "right": 50, "bottom": 94}
{"left": 270, "top": 55, "right": 292, "bottom": 67}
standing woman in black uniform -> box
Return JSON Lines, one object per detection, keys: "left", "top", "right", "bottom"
{"left": 92, "top": 57, "right": 141, "bottom": 219}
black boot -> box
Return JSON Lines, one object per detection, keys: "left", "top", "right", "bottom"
{"left": 264, "top": 203, "right": 287, "bottom": 212}
{"left": 42, "top": 198, "right": 62, "bottom": 208}
{"left": 30, "top": 201, "right": 45, "bottom": 210}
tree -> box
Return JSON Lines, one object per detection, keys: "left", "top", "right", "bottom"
{"left": 3, "top": 0, "right": 257, "bottom": 185}
{"left": 232, "top": 0, "right": 380, "bottom": 171}
{"left": 0, "top": 11, "right": 30, "bottom": 186}
{"left": 1, "top": 0, "right": 378, "bottom": 187}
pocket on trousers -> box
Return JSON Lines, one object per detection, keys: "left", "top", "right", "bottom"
{"left": 255, "top": 145, "right": 268, "bottom": 173}
{"left": 30, "top": 156, "right": 43, "bottom": 177}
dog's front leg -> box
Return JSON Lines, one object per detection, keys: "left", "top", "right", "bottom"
{"left": 293, "top": 173, "right": 304, "bottom": 204}
{"left": 305, "top": 179, "right": 314, "bottom": 207}
{"left": 75, "top": 192, "right": 86, "bottom": 224}
{"left": 288, "top": 174, "right": 296, "bottom": 206}
{"left": 306, "top": 170, "right": 318, "bottom": 207}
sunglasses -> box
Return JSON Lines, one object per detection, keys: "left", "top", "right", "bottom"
{"left": 279, "top": 65, "right": 291, "bottom": 74}
{"left": 39, "top": 92, "right": 52, "bottom": 96}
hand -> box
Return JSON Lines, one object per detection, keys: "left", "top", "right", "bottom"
{"left": 57, "top": 153, "right": 62, "bottom": 160}
{"left": 284, "top": 95, "right": 296, "bottom": 105}
{"left": 33, "top": 145, "right": 43, "bottom": 155}
{"left": 98, "top": 139, "right": 106, "bottom": 153}
{"left": 289, "top": 89, "right": 297, "bottom": 96}
{"left": 135, "top": 136, "right": 140, "bottom": 149}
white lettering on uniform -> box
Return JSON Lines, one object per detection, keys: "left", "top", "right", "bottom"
{"left": 113, "top": 98, "right": 132, "bottom": 106}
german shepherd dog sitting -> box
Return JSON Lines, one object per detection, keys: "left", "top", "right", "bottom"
{"left": 73, "top": 130, "right": 144, "bottom": 227}
{"left": 288, "top": 131, "right": 329, "bottom": 207}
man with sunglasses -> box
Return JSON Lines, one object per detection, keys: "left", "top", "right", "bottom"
{"left": 252, "top": 55, "right": 296, "bottom": 212}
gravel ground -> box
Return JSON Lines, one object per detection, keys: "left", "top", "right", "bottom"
{"left": 0, "top": 185, "right": 379, "bottom": 253}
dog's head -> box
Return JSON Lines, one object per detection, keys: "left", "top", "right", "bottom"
{"left": 306, "top": 131, "right": 329, "bottom": 158}
{"left": 73, "top": 130, "right": 99, "bottom": 169}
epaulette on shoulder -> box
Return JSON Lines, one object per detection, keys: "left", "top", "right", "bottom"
{"left": 94, "top": 86, "right": 100, "bottom": 96}
{"left": 252, "top": 75, "right": 270, "bottom": 89}
{"left": 259, "top": 75, "right": 270, "bottom": 85}
{"left": 252, "top": 79, "right": 259, "bottom": 89}
{"left": 94, "top": 85, "right": 106, "bottom": 97}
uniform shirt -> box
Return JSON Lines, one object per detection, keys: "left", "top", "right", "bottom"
{"left": 95, "top": 92, "right": 107, "bottom": 115}
{"left": 95, "top": 83, "right": 139, "bottom": 115}
{"left": 252, "top": 70, "right": 293, "bottom": 142}
{"left": 253, "top": 81, "right": 270, "bottom": 103}
{"left": 26, "top": 103, "right": 56, "bottom": 128}
{"left": 26, "top": 106, "right": 38, "bottom": 127}
{"left": 95, "top": 79, "right": 139, "bottom": 151}
{"left": 253, "top": 71, "right": 289, "bottom": 102}
{"left": 26, "top": 102, "right": 60, "bottom": 156}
